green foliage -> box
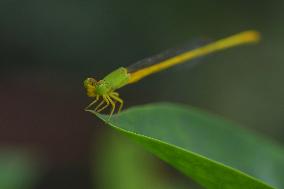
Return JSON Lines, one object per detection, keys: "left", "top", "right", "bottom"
{"left": 88, "top": 103, "right": 284, "bottom": 189}
{"left": 0, "top": 150, "right": 40, "bottom": 189}
{"left": 94, "top": 132, "right": 189, "bottom": 189}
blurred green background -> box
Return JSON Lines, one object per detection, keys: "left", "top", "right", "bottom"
{"left": 0, "top": 0, "right": 283, "bottom": 188}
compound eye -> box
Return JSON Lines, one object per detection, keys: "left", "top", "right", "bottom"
{"left": 84, "top": 77, "right": 97, "bottom": 88}
{"left": 88, "top": 78, "right": 97, "bottom": 85}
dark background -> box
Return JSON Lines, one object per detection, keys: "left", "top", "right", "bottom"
{"left": 0, "top": 0, "right": 283, "bottom": 188}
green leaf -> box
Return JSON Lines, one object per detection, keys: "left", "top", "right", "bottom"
{"left": 87, "top": 103, "right": 284, "bottom": 189}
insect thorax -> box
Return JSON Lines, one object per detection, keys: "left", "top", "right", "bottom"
{"left": 96, "top": 80, "right": 112, "bottom": 95}
{"left": 103, "top": 67, "right": 130, "bottom": 90}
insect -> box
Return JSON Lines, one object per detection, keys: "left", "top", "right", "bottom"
{"left": 84, "top": 30, "right": 260, "bottom": 119}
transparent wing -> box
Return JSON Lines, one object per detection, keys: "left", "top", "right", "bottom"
{"left": 126, "top": 30, "right": 260, "bottom": 84}
{"left": 127, "top": 39, "right": 209, "bottom": 73}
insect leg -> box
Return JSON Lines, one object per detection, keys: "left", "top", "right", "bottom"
{"left": 106, "top": 95, "right": 115, "bottom": 120}
{"left": 95, "top": 99, "right": 105, "bottom": 112}
{"left": 111, "top": 92, "right": 119, "bottom": 96}
{"left": 96, "top": 95, "right": 110, "bottom": 113}
{"left": 110, "top": 93, "right": 124, "bottom": 113}
{"left": 85, "top": 95, "right": 100, "bottom": 110}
